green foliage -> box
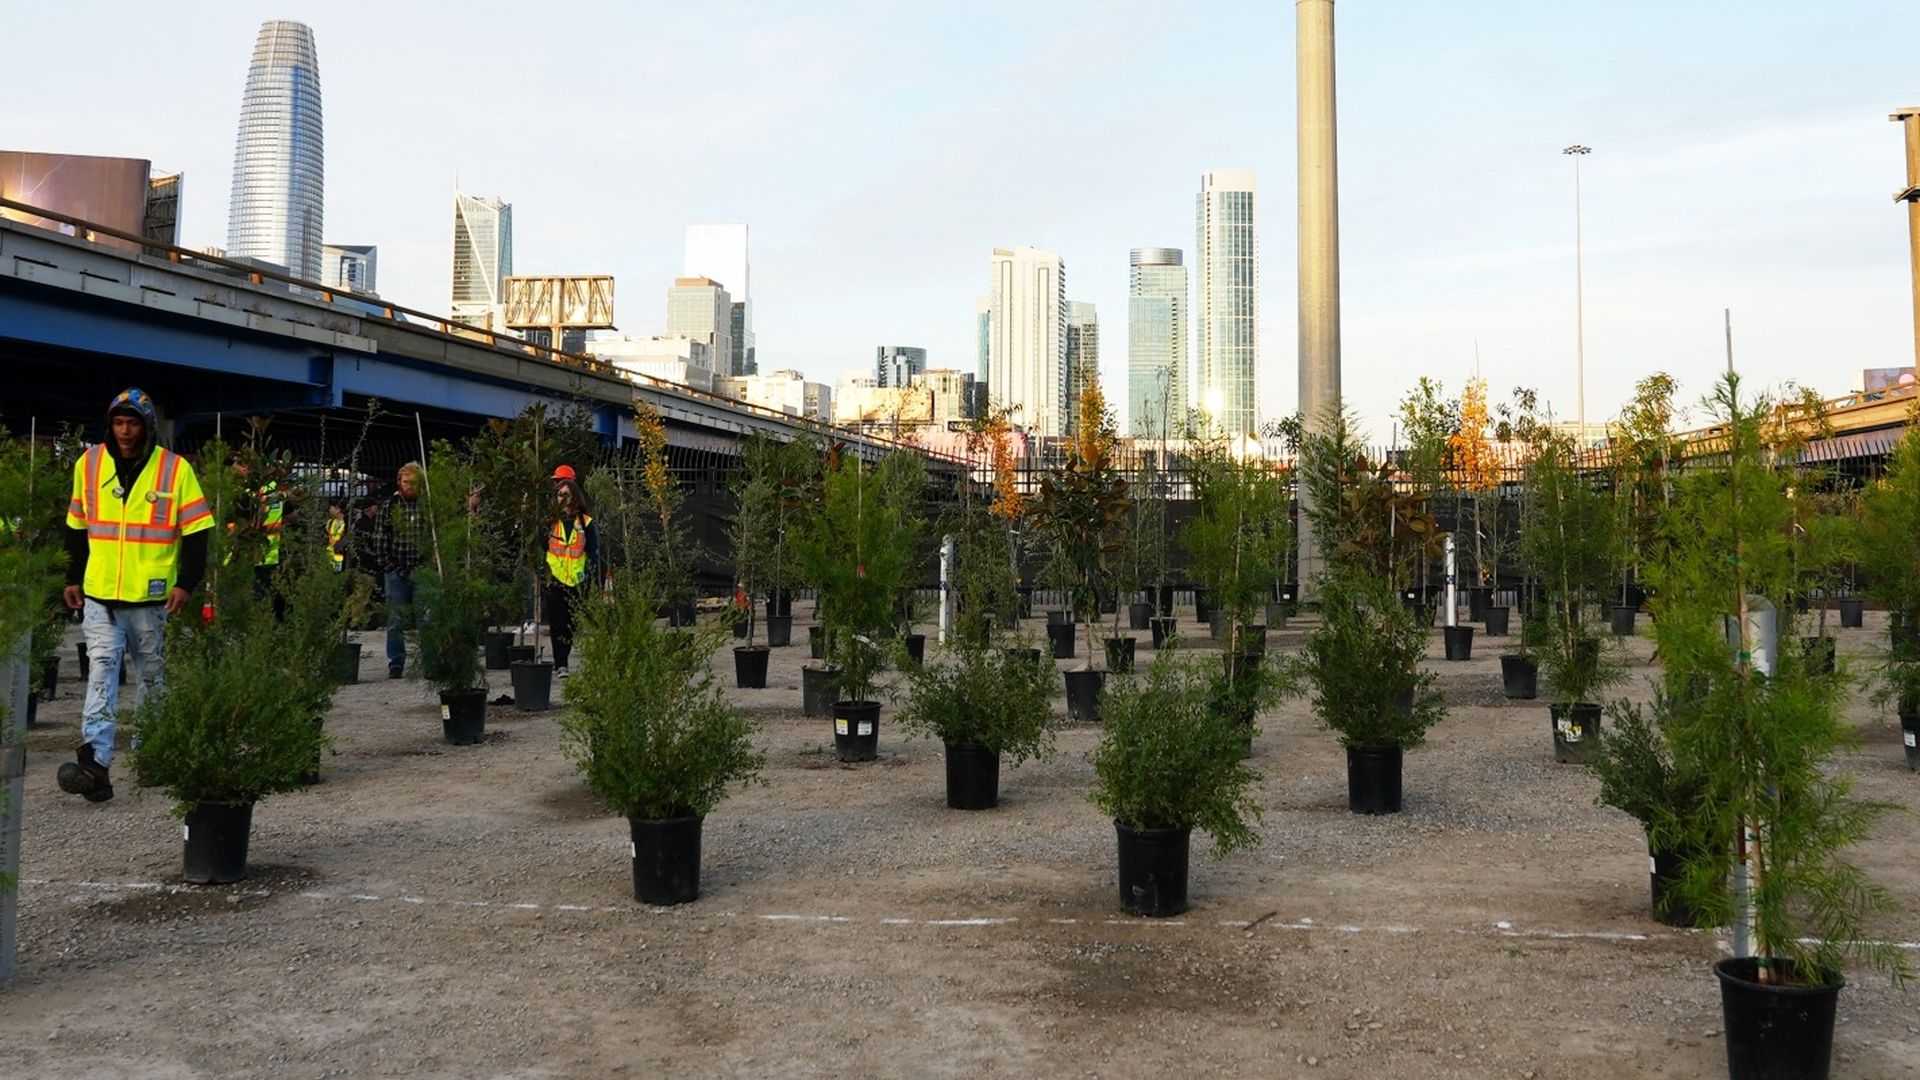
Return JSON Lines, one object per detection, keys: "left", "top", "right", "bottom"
{"left": 1592, "top": 696, "right": 1705, "bottom": 837}
{"left": 873, "top": 451, "right": 929, "bottom": 628}
{"left": 411, "top": 444, "right": 496, "bottom": 693}
{"left": 469, "top": 405, "right": 590, "bottom": 631}
{"left": 1650, "top": 374, "right": 1907, "bottom": 986}
{"left": 1180, "top": 444, "right": 1291, "bottom": 631}
{"left": 730, "top": 434, "right": 785, "bottom": 647}
{"left": 946, "top": 473, "right": 1019, "bottom": 648}
{"left": 1088, "top": 650, "right": 1262, "bottom": 854}
{"left": 1029, "top": 385, "right": 1131, "bottom": 666}
{"left": 1522, "top": 433, "right": 1623, "bottom": 706}
{"left": 0, "top": 425, "right": 73, "bottom": 709}
{"left": 1793, "top": 491, "right": 1857, "bottom": 633}
{"left": 1295, "top": 575, "right": 1443, "bottom": 749}
{"left": 1397, "top": 376, "right": 1458, "bottom": 497}
{"left": 1298, "top": 408, "right": 1439, "bottom": 591}
{"left": 793, "top": 450, "right": 913, "bottom": 702}
{"left": 1860, "top": 425, "right": 1920, "bottom": 622}
{"left": 560, "top": 573, "right": 764, "bottom": 819}
{"left": 894, "top": 642, "right": 1055, "bottom": 763}
{"left": 1608, "top": 373, "right": 1682, "bottom": 585}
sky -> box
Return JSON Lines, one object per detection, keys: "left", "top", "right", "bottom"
{"left": 6, "top": 0, "right": 1917, "bottom": 441}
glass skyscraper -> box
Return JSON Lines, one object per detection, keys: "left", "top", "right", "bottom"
{"left": 987, "top": 247, "right": 1067, "bottom": 438}
{"left": 226, "top": 20, "right": 324, "bottom": 281}
{"left": 1196, "top": 170, "right": 1258, "bottom": 434}
{"left": 1064, "top": 301, "right": 1098, "bottom": 436}
{"left": 876, "top": 346, "right": 927, "bottom": 388}
{"left": 1128, "top": 248, "right": 1188, "bottom": 439}
{"left": 452, "top": 192, "right": 513, "bottom": 320}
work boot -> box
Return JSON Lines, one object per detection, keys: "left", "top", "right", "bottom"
{"left": 56, "top": 745, "right": 114, "bottom": 803}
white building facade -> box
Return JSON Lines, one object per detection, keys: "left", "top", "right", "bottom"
{"left": 1195, "top": 170, "right": 1258, "bottom": 435}
{"left": 684, "top": 224, "right": 753, "bottom": 375}
{"left": 451, "top": 192, "right": 512, "bottom": 325}
{"left": 987, "top": 246, "right": 1067, "bottom": 438}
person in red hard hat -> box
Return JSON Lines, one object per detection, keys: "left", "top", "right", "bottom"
{"left": 58, "top": 388, "right": 213, "bottom": 802}
{"left": 543, "top": 466, "right": 596, "bottom": 675}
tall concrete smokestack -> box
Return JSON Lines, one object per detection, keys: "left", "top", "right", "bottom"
{"left": 1296, "top": 0, "right": 1342, "bottom": 593}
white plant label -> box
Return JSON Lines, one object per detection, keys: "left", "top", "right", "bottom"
{"left": 182, "top": 826, "right": 190, "bottom": 841}
{"left": 630, "top": 842, "right": 637, "bottom": 859}
{"left": 1648, "top": 855, "right": 1657, "bottom": 874}
{"left": 857, "top": 722, "right": 873, "bottom": 736}
{"left": 834, "top": 719, "right": 848, "bottom": 736}
{"left": 441, "top": 705, "right": 451, "bottom": 721}
{"left": 1906, "top": 731, "right": 1917, "bottom": 748}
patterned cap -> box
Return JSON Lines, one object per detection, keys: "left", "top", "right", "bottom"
{"left": 106, "top": 387, "right": 157, "bottom": 427}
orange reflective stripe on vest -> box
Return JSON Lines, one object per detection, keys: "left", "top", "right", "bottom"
{"left": 545, "top": 514, "right": 591, "bottom": 587}
{"left": 71, "top": 443, "right": 213, "bottom": 602}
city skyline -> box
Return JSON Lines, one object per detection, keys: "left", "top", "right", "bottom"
{"left": 987, "top": 246, "right": 1067, "bottom": 437}
{"left": 8, "top": 2, "right": 1917, "bottom": 436}
{"left": 224, "top": 20, "right": 324, "bottom": 281}
{"left": 1196, "top": 169, "right": 1259, "bottom": 435}
{"left": 1128, "top": 247, "right": 1188, "bottom": 439}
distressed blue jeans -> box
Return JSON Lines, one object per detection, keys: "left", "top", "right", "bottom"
{"left": 80, "top": 599, "right": 168, "bottom": 768}
{"left": 385, "top": 571, "right": 416, "bottom": 673}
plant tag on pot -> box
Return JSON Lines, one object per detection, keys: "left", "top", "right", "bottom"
{"left": 441, "top": 705, "right": 452, "bottom": 721}
{"left": 1907, "top": 731, "right": 1917, "bottom": 748}
{"left": 630, "top": 842, "right": 637, "bottom": 859}
{"left": 1648, "top": 855, "right": 1657, "bottom": 874}
{"left": 857, "top": 721, "right": 873, "bottom": 736}
{"left": 182, "top": 825, "right": 190, "bottom": 841}
{"left": 835, "top": 719, "right": 848, "bottom": 735}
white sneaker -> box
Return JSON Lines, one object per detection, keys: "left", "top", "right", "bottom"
{"left": 520, "top": 621, "right": 537, "bottom": 636}
{"left": 555, "top": 665, "right": 570, "bottom": 679}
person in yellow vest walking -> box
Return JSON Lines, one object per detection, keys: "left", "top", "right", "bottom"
{"left": 58, "top": 388, "right": 213, "bottom": 802}
{"left": 544, "top": 465, "right": 598, "bottom": 677}
{"left": 326, "top": 498, "right": 347, "bottom": 571}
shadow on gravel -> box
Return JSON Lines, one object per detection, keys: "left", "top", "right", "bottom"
{"left": 94, "top": 864, "right": 320, "bottom": 924}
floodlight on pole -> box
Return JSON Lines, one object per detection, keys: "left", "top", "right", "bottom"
{"left": 1564, "top": 144, "right": 1592, "bottom": 444}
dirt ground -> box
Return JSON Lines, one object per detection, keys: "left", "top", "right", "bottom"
{"left": 3, "top": 605, "right": 1917, "bottom": 1079}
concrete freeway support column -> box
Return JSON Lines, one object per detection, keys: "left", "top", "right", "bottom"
{"left": 1296, "top": 0, "right": 1342, "bottom": 596}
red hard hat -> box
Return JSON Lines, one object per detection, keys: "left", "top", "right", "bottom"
{"left": 552, "top": 465, "right": 576, "bottom": 480}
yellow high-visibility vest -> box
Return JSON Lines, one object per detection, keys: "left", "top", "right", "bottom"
{"left": 260, "top": 481, "right": 285, "bottom": 567}
{"left": 326, "top": 516, "right": 346, "bottom": 571}
{"left": 67, "top": 444, "right": 213, "bottom": 603}
{"left": 546, "top": 514, "right": 592, "bottom": 587}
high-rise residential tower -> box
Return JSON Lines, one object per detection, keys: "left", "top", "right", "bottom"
{"left": 1195, "top": 170, "right": 1259, "bottom": 434}
{"left": 987, "top": 247, "right": 1067, "bottom": 438}
{"left": 875, "top": 346, "right": 927, "bottom": 388}
{"left": 226, "top": 20, "right": 324, "bottom": 281}
{"left": 666, "top": 276, "right": 734, "bottom": 374}
{"left": 684, "top": 224, "right": 754, "bottom": 375}
{"left": 1064, "top": 301, "right": 1099, "bottom": 435}
{"left": 1128, "top": 248, "right": 1189, "bottom": 439}
{"left": 451, "top": 192, "right": 513, "bottom": 323}
{"left": 975, "top": 297, "right": 992, "bottom": 384}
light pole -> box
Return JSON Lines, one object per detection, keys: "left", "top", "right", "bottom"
{"left": 1564, "top": 144, "right": 1591, "bottom": 444}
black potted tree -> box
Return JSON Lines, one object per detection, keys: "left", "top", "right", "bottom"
{"left": 1606, "top": 373, "right": 1680, "bottom": 635}
{"left": 1030, "top": 379, "right": 1130, "bottom": 721}
{"left": 1652, "top": 374, "right": 1908, "bottom": 1080}
{"left": 1591, "top": 696, "right": 1716, "bottom": 927}
{"left": 1089, "top": 651, "right": 1262, "bottom": 916}
{"left": 1446, "top": 376, "right": 1503, "bottom": 648}
{"left": 636, "top": 404, "right": 697, "bottom": 627}
{"left": 876, "top": 451, "right": 930, "bottom": 667}
{"left": 412, "top": 444, "right": 497, "bottom": 746}
{"left": 1182, "top": 446, "right": 1291, "bottom": 741}
{"left": 896, "top": 642, "right": 1054, "bottom": 810}
{"left": 559, "top": 571, "right": 764, "bottom": 905}
{"left": 1397, "top": 377, "right": 1456, "bottom": 622}
{"left": 1521, "top": 428, "right": 1622, "bottom": 763}
{"left": 1296, "top": 410, "right": 1446, "bottom": 813}
{"left": 728, "top": 434, "right": 781, "bottom": 689}
{"left": 0, "top": 428, "right": 68, "bottom": 737}
{"left": 131, "top": 439, "right": 326, "bottom": 884}
{"left": 762, "top": 435, "right": 813, "bottom": 648}
{"left": 1860, "top": 424, "right": 1920, "bottom": 768}
{"left": 795, "top": 447, "right": 912, "bottom": 762}
{"left": 1793, "top": 492, "right": 1854, "bottom": 676}
{"left": 1120, "top": 469, "right": 1163, "bottom": 635}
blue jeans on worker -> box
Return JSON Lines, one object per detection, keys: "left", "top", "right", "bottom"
{"left": 80, "top": 598, "right": 167, "bottom": 768}
{"left": 385, "top": 570, "right": 415, "bottom": 674}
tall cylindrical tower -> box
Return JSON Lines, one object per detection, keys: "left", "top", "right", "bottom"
{"left": 227, "top": 20, "right": 324, "bottom": 281}
{"left": 1296, "top": 0, "right": 1341, "bottom": 592}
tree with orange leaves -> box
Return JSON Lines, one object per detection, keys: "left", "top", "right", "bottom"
{"left": 1449, "top": 377, "right": 1499, "bottom": 588}
{"left": 1030, "top": 376, "right": 1131, "bottom": 671}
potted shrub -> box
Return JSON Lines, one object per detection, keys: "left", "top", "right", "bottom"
{"left": 795, "top": 446, "right": 912, "bottom": 761}
{"left": 411, "top": 444, "right": 497, "bottom": 745}
{"left": 896, "top": 642, "right": 1054, "bottom": 809}
{"left": 1181, "top": 444, "right": 1291, "bottom": 734}
{"left": 1296, "top": 411, "right": 1446, "bottom": 814}
{"left": 1397, "top": 376, "right": 1457, "bottom": 613}
{"left": 728, "top": 433, "right": 783, "bottom": 688}
{"left": 1446, "top": 376, "right": 1504, "bottom": 640}
{"left": 129, "top": 439, "right": 325, "bottom": 883}
{"left": 634, "top": 404, "right": 697, "bottom": 626}
{"left": 1591, "top": 695, "right": 1717, "bottom": 927}
{"left": 1521, "top": 429, "right": 1623, "bottom": 762}
{"left": 875, "top": 451, "right": 931, "bottom": 666}
{"left": 1650, "top": 375, "right": 1909, "bottom": 1080}
{"left": 1604, "top": 373, "right": 1681, "bottom": 634}
{"left": 1029, "top": 379, "right": 1131, "bottom": 720}
{"left": 1859, "top": 424, "right": 1920, "bottom": 766}
{"left": 1088, "top": 651, "right": 1262, "bottom": 917}
{"left": 560, "top": 572, "right": 764, "bottom": 905}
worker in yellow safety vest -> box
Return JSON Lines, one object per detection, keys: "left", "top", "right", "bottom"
{"left": 58, "top": 387, "right": 213, "bottom": 803}
{"left": 544, "top": 465, "right": 598, "bottom": 676}
{"left": 326, "top": 499, "right": 347, "bottom": 571}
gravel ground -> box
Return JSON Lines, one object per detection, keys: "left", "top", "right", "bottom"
{"left": 3, "top": 604, "right": 1917, "bottom": 1079}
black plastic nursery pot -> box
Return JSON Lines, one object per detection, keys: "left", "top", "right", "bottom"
{"left": 944, "top": 742, "right": 1000, "bottom": 810}
{"left": 300, "top": 716, "right": 324, "bottom": 786}
{"left": 332, "top": 641, "right": 363, "bottom": 684}
{"left": 1838, "top": 597, "right": 1865, "bottom": 628}
{"left": 1265, "top": 602, "right": 1289, "bottom": 630}
{"left": 24, "top": 692, "right": 37, "bottom": 728}
{"left": 1610, "top": 605, "right": 1638, "bottom": 635}
{"left": 482, "top": 631, "right": 513, "bottom": 671}
{"left": 668, "top": 600, "right": 699, "bottom": 628}
{"left": 1208, "top": 610, "right": 1229, "bottom": 643}
{"left": 809, "top": 625, "right": 827, "bottom": 660}
{"left": 1346, "top": 745, "right": 1403, "bottom": 815}
{"left": 1400, "top": 595, "right": 1433, "bottom": 626}
{"left": 440, "top": 688, "right": 488, "bottom": 745}
{"left": 1115, "top": 820, "right": 1191, "bottom": 917}
{"left": 765, "top": 615, "right": 793, "bottom": 648}
{"left": 1466, "top": 586, "right": 1489, "bottom": 622}
{"left": 1104, "top": 637, "right": 1136, "bottom": 674}
{"left": 1046, "top": 621, "right": 1077, "bottom": 660}
{"left": 1442, "top": 625, "right": 1474, "bottom": 661}
{"left": 1128, "top": 602, "right": 1154, "bottom": 631}
{"left": 1801, "top": 636, "right": 1836, "bottom": 676}
{"left": 1004, "top": 646, "right": 1043, "bottom": 669}
{"left": 801, "top": 665, "right": 839, "bottom": 718}
{"left": 731, "top": 614, "right": 751, "bottom": 639}
{"left": 903, "top": 633, "right": 927, "bottom": 667}
{"left": 1192, "top": 589, "right": 1212, "bottom": 625}
{"left": 733, "top": 646, "right": 770, "bottom": 689}
{"left": 511, "top": 660, "right": 553, "bottom": 711}
{"left": 1018, "top": 587, "right": 1035, "bottom": 617}
{"left": 1155, "top": 584, "right": 1175, "bottom": 617}
{"left": 39, "top": 656, "right": 58, "bottom": 700}
{"left": 1501, "top": 655, "right": 1538, "bottom": 700}
{"left": 1046, "top": 609, "right": 1073, "bottom": 626}
{"left": 1649, "top": 843, "right": 1698, "bottom": 928}
{"left": 506, "top": 644, "right": 537, "bottom": 666}
{"left": 1550, "top": 701, "right": 1602, "bottom": 764}
{"left": 1149, "top": 616, "right": 1177, "bottom": 650}
{"left": 182, "top": 801, "right": 255, "bottom": 885}
{"left": 1064, "top": 669, "right": 1104, "bottom": 722}
{"left": 629, "top": 814, "right": 703, "bottom": 906}
{"left": 767, "top": 589, "right": 794, "bottom": 618}
{"left": 1483, "top": 605, "right": 1510, "bottom": 637}
{"left": 1715, "top": 957, "right": 1842, "bottom": 1080}
{"left": 831, "top": 699, "right": 881, "bottom": 762}
{"left": 1903, "top": 713, "right": 1919, "bottom": 771}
